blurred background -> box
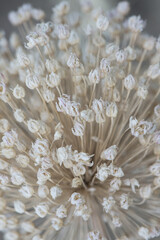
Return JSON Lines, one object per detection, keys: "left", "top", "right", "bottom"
{"left": 0, "top": 0, "right": 159, "bottom": 239}
{"left": 0, "top": 0, "right": 159, "bottom": 37}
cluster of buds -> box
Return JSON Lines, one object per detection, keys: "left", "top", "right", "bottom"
{"left": 0, "top": 1, "right": 159, "bottom": 240}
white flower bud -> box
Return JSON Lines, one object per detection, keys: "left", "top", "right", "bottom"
{"left": 32, "top": 235, "right": 43, "bottom": 240}
{"left": 14, "top": 200, "right": 25, "bottom": 214}
{"left": 9, "top": 33, "right": 20, "bottom": 49}
{"left": 27, "top": 119, "right": 40, "bottom": 133}
{"left": 102, "top": 196, "right": 115, "bottom": 213}
{"left": 96, "top": 164, "right": 109, "bottom": 182}
{"left": 0, "top": 174, "right": 9, "bottom": 185}
{"left": 38, "top": 185, "right": 49, "bottom": 198}
{"left": 84, "top": 24, "right": 92, "bottom": 36}
{"left": 92, "top": 98, "right": 105, "bottom": 114}
{"left": 56, "top": 24, "right": 70, "bottom": 40}
{"left": 88, "top": 231, "right": 105, "bottom": 240}
{"left": 18, "top": 4, "right": 32, "bottom": 22}
{"left": 129, "top": 116, "right": 154, "bottom": 137}
{"left": 26, "top": 73, "right": 40, "bottom": 89}
{"left": 116, "top": 50, "right": 126, "bottom": 63}
{"left": 96, "top": 15, "right": 109, "bottom": 31}
{"left": 4, "top": 231, "right": 19, "bottom": 240}
{"left": 72, "top": 177, "right": 82, "bottom": 188}
{"left": 14, "top": 109, "right": 25, "bottom": 122}
{"left": 7, "top": 217, "right": 18, "bottom": 229}
{"left": 147, "top": 63, "right": 160, "bottom": 80}
{"left": 46, "top": 72, "right": 61, "bottom": 88}
{"left": 120, "top": 194, "right": 129, "bottom": 210}
{"left": 80, "top": 109, "right": 94, "bottom": 122}
{"left": 137, "top": 85, "right": 148, "bottom": 99}
{"left": 124, "top": 74, "right": 135, "bottom": 90}
{"left": 113, "top": 88, "right": 121, "bottom": 102}
{"left": 117, "top": 1, "right": 130, "bottom": 16}
{"left": 143, "top": 37, "right": 155, "bottom": 51}
{"left": 36, "top": 22, "right": 53, "bottom": 35}
{"left": 69, "top": 192, "right": 84, "bottom": 206}
{"left": 13, "top": 85, "right": 25, "bottom": 99}
{"left": 42, "top": 88, "right": 55, "bottom": 103}
{"left": 51, "top": 217, "right": 63, "bottom": 231}
{"left": 56, "top": 95, "right": 80, "bottom": 117}
{"left": 88, "top": 69, "right": 100, "bottom": 85}
{"left": 53, "top": 123, "right": 63, "bottom": 141}
{"left": 128, "top": 15, "right": 145, "bottom": 33}
{"left": 50, "top": 186, "right": 62, "bottom": 200}
{"left": 80, "top": 1, "right": 93, "bottom": 13}
{"left": 32, "top": 138, "right": 49, "bottom": 156}
{"left": 2, "top": 130, "right": 17, "bottom": 148}
{"left": 110, "top": 178, "right": 121, "bottom": 192}
{"left": 125, "top": 46, "right": 136, "bottom": 61}
{"left": 10, "top": 167, "right": 25, "bottom": 185}
{"left": 106, "top": 43, "right": 119, "bottom": 57}
{"left": 53, "top": 1, "right": 70, "bottom": 16}
{"left": 101, "top": 145, "right": 117, "bottom": 161}
{"left": 17, "top": 54, "right": 30, "bottom": 68}
{"left": 74, "top": 203, "right": 90, "bottom": 220}
{"left": 31, "top": 9, "right": 45, "bottom": 21}
{"left": 21, "top": 221, "right": 35, "bottom": 233}
{"left": 73, "top": 163, "right": 86, "bottom": 176}
{"left": 139, "top": 185, "right": 152, "bottom": 199}
{"left": 19, "top": 185, "right": 34, "bottom": 198}
{"left": 106, "top": 102, "right": 118, "bottom": 118}
{"left": 68, "top": 30, "right": 79, "bottom": 45}
{"left": 67, "top": 53, "right": 80, "bottom": 68}
{"left": 124, "top": 178, "right": 140, "bottom": 193}
{"left": 138, "top": 227, "right": 149, "bottom": 240}
{"left": 68, "top": 11, "right": 80, "bottom": 27}
{"left": 100, "top": 58, "right": 110, "bottom": 73}
{"left": 37, "top": 168, "right": 51, "bottom": 185}
{"left": 35, "top": 203, "right": 49, "bottom": 218}
{"left": 56, "top": 205, "right": 67, "bottom": 218}
{"left": 56, "top": 146, "right": 69, "bottom": 166}
{"left": 0, "top": 119, "right": 10, "bottom": 133}
{"left": 112, "top": 215, "right": 122, "bottom": 228}
{"left": 111, "top": 166, "right": 124, "bottom": 178}
{"left": 72, "top": 120, "right": 85, "bottom": 137}
{"left": 1, "top": 148, "right": 16, "bottom": 159}
{"left": 45, "top": 59, "right": 59, "bottom": 73}
{"left": 16, "top": 154, "right": 29, "bottom": 168}
{"left": 150, "top": 162, "right": 160, "bottom": 176}
{"left": 8, "top": 11, "right": 22, "bottom": 26}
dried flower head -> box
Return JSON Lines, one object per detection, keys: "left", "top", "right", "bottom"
{"left": 0, "top": 1, "right": 160, "bottom": 240}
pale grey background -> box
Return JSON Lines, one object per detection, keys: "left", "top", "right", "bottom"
{"left": 0, "top": 0, "right": 159, "bottom": 239}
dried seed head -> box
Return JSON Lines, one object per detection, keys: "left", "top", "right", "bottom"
{"left": 50, "top": 186, "right": 62, "bottom": 200}
{"left": 1, "top": 1, "right": 160, "bottom": 239}
{"left": 124, "top": 74, "right": 136, "bottom": 90}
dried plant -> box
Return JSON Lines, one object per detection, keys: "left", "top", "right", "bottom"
{"left": 0, "top": 1, "right": 160, "bottom": 240}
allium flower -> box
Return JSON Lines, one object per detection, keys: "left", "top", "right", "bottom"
{"left": 0, "top": 1, "right": 160, "bottom": 240}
